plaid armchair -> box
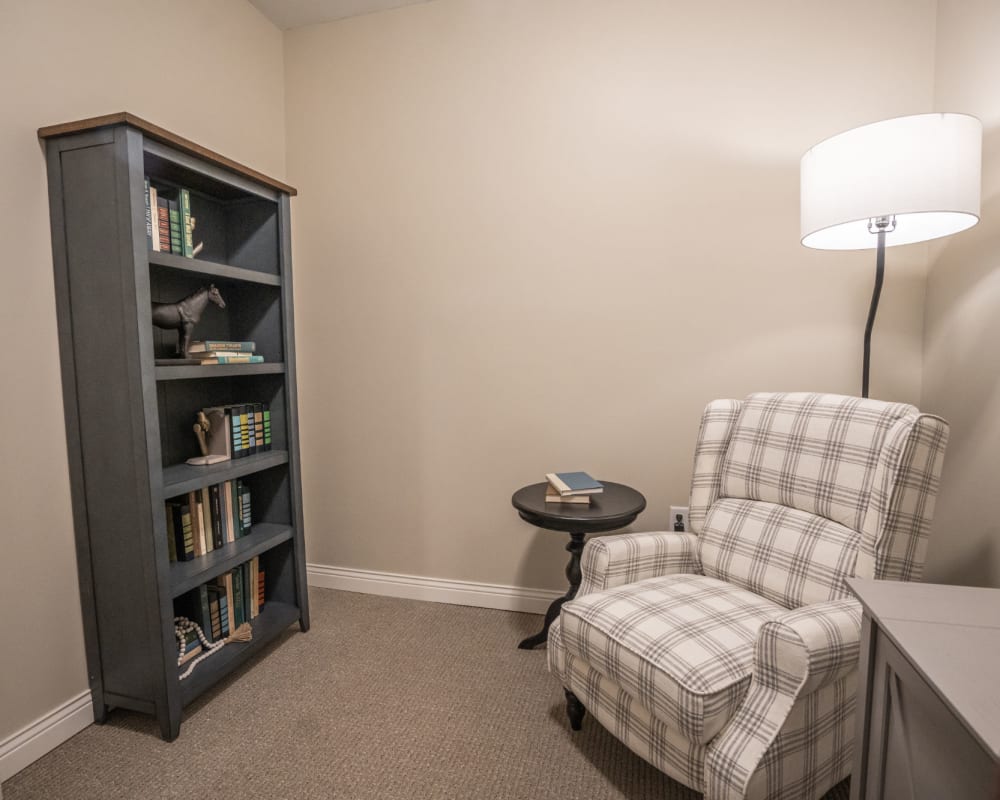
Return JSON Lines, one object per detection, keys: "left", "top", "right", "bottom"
{"left": 548, "top": 393, "right": 948, "bottom": 800}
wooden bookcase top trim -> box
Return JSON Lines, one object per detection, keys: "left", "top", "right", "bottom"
{"left": 38, "top": 112, "right": 297, "bottom": 197}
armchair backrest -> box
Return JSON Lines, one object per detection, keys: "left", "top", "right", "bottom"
{"left": 689, "top": 393, "right": 948, "bottom": 608}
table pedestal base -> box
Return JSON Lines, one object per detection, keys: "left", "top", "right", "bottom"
{"left": 518, "top": 531, "right": 586, "bottom": 650}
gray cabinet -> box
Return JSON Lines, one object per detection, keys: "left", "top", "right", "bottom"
{"left": 848, "top": 578, "right": 1000, "bottom": 800}
{"left": 40, "top": 113, "right": 309, "bottom": 741}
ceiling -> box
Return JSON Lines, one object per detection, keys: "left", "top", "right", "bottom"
{"left": 249, "top": 0, "right": 432, "bottom": 29}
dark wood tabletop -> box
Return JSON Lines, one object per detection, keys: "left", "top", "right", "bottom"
{"left": 511, "top": 481, "right": 646, "bottom": 533}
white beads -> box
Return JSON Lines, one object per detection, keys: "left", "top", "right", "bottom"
{"left": 174, "top": 616, "right": 227, "bottom": 679}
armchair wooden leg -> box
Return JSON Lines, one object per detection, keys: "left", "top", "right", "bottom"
{"left": 565, "top": 689, "right": 586, "bottom": 731}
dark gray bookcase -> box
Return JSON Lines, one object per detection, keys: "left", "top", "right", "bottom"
{"left": 39, "top": 114, "right": 309, "bottom": 741}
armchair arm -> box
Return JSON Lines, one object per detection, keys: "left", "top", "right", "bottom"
{"left": 578, "top": 531, "right": 700, "bottom": 597}
{"left": 705, "top": 598, "right": 862, "bottom": 800}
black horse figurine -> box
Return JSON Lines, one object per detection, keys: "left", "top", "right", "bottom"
{"left": 151, "top": 284, "right": 226, "bottom": 357}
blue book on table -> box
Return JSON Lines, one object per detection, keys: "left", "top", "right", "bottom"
{"left": 546, "top": 471, "right": 604, "bottom": 495}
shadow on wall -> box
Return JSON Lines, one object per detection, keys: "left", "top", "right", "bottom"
{"left": 927, "top": 536, "right": 997, "bottom": 587}
{"left": 921, "top": 125, "right": 1000, "bottom": 588}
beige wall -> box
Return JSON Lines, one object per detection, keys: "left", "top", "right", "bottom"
{"left": 922, "top": 0, "right": 1000, "bottom": 587}
{"left": 0, "top": 0, "right": 285, "bottom": 744}
{"left": 284, "top": 0, "right": 936, "bottom": 590}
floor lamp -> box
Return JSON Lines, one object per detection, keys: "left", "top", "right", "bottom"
{"left": 800, "top": 113, "right": 982, "bottom": 398}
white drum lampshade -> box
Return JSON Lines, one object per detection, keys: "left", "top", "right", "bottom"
{"left": 801, "top": 113, "right": 982, "bottom": 250}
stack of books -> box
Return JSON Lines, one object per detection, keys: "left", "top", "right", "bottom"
{"left": 189, "top": 340, "right": 263, "bottom": 365}
{"left": 544, "top": 471, "right": 604, "bottom": 505}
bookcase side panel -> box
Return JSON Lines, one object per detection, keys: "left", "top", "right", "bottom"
{"left": 57, "top": 140, "right": 160, "bottom": 705}
{"left": 278, "top": 194, "right": 310, "bottom": 630}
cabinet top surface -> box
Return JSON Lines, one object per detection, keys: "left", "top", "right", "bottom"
{"left": 38, "top": 112, "right": 297, "bottom": 197}
{"left": 848, "top": 578, "right": 1000, "bottom": 759}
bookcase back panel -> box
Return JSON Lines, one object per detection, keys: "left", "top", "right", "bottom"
{"left": 148, "top": 267, "right": 283, "bottom": 361}
{"left": 259, "top": 539, "right": 297, "bottom": 605}
{"left": 243, "top": 466, "right": 292, "bottom": 526}
{"left": 144, "top": 151, "right": 279, "bottom": 276}
{"left": 156, "top": 374, "right": 286, "bottom": 468}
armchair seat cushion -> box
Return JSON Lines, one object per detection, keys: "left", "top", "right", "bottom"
{"left": 559, "top": 573, "right": 787, "bottom": 744}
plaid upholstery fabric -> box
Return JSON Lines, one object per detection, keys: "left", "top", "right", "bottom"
{"left": 690, "top": 399, "right": 743, "bottom": 534}
{"left": 549, "top": 617, "right": 709, "bottom": 792}
{"left": 699, "top": 498, "right": 859, "bottom": 608}
{"left": 719, "top": 393, "right": 916, "bottom": 531}
{"left": 559, "top": 574, "right": 786, "bottom": 744}
{"left": 705, "top": 600, "right": 861, "bottom": 800}
{"left": 857, "top": 414, "right": 949, "bottom": 581}
{"left": 577, "top": 531, "right": 700, "bottom": 597}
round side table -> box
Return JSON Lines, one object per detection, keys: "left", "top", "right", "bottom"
{"left": 511, "top": 481, "right": 646, "bottom": 649}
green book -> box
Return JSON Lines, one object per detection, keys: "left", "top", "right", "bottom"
{"left": 232, "top": 567, "right": 244, "bottom": 627}
{"left": 168, "top": 198, "right": 182, "bottom": 254}
{"left": 179, "top": 188, "right": 194, "bottom": 257}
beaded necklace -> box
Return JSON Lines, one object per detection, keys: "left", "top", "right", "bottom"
{"left": 174, "top": 615, "right": 252, "bottom": 680}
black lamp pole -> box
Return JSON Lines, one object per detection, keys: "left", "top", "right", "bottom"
{"left": 861, "top": 216, "right": 895, "bottom": 399}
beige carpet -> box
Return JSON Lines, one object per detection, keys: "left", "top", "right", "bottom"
{"left": 3, "top": 589, "right": 849, "bottom": 799}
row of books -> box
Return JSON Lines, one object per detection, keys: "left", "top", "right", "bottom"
{"left": 202, "top": 402, "right": 273, "bottom": 462}
{"left": 144, "top": 178, "right": 202, "bottom": 257}
{"left": 188, "top": 340, "right": 263, "bottom": 366}
{"left": 544, "top": 471, "right": 604, "bottom": 505}
{"left": 166, "top": 479, "right": 252, "bottom": 563}
{"left": 176, "top": 557, "right": 265, "bottom": 664}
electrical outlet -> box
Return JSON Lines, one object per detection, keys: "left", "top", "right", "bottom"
{"left": 670, "top": 505, "right": 689, "bottom": 532}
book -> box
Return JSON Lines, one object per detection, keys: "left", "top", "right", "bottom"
{"left": 239, "top": 406, "right": 250, "bottom": 453}
{"left": 209, "top": 484, "right": 223, "bottom": 547}
{"left": 178, "top": 629, "right": 202, "bottom": 666}
{"left": 188, "top": 341, "right": 256, "bottom": 353}
{"left": 188, "top": 491, "right": 203, "bottom": 557}
{"left": 262, "top": 404, "right": 272, "bottom": 450}
{"left": 144, "top": 178, "right": 153, "bottom": 250}
{"left": 239, "top": 481, "right": 251, "bottom": 533}
{"left": 253, "top": 404, "right": 264, "bottom": 452}
{"left": 544, "top": 489, "right": 591, "bottom": 505}
{"left": 176, "top": 585, "right": 214, "bottom": 645}
{"left": 216, "top": 573, "right": 235, "bottom": 636}
{"left": 230, "top": 480, "right": 240, "bottom": 540}
{"left": 545, "top": 471, "right": 604, "bottom": 496}
{"left": 232, "top": 566, "right": 244, "bottom": 627}
{"left": 156, "top": 197, "right": 171, "bottom": 253}
{"left": 189, "top": 351, "right": 260, "bottom": 360}
{"left": 194, "top": 355, "right": 265, "bottom": 365}
{"left": 200, "top": 486, "right": 216, "bottom": 550}
{"left": 257, "top": 568, "right": 265, "bottom": 611}
{"left": 167, "top": 501, "right": 195, "bottom": 561}
{"left": 179, "top": 188, "right": 194, "bottom": 257}
{"left": 230, "top": 407, "right": 243, "bottom": 459}
{"left": 167, "top": 197, "right": 182, "bottom": 254}
{"left": 250, "top": 557, "right": 259, "bottom": 618}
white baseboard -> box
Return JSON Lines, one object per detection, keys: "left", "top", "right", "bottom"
{"left": 0, "top": 691, "right": 92, "bottom": 783}
{"left": 307, "top": 563, "right": 560, "bottom": 614}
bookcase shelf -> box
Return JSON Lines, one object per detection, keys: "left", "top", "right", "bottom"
{"left": 169, "top": 523, "right": 294, "bottom": 597}
{"left": 148, "top": 250, "right": 281, "bottom": 286}
{"left": 155, "top": 362, "right": 286, "bottom": 381}
{"left": 40, "top": 114, "right": 309, "bottom": 742}
{"left": 163, "top": 450, "right": 290, "bottom": 496}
